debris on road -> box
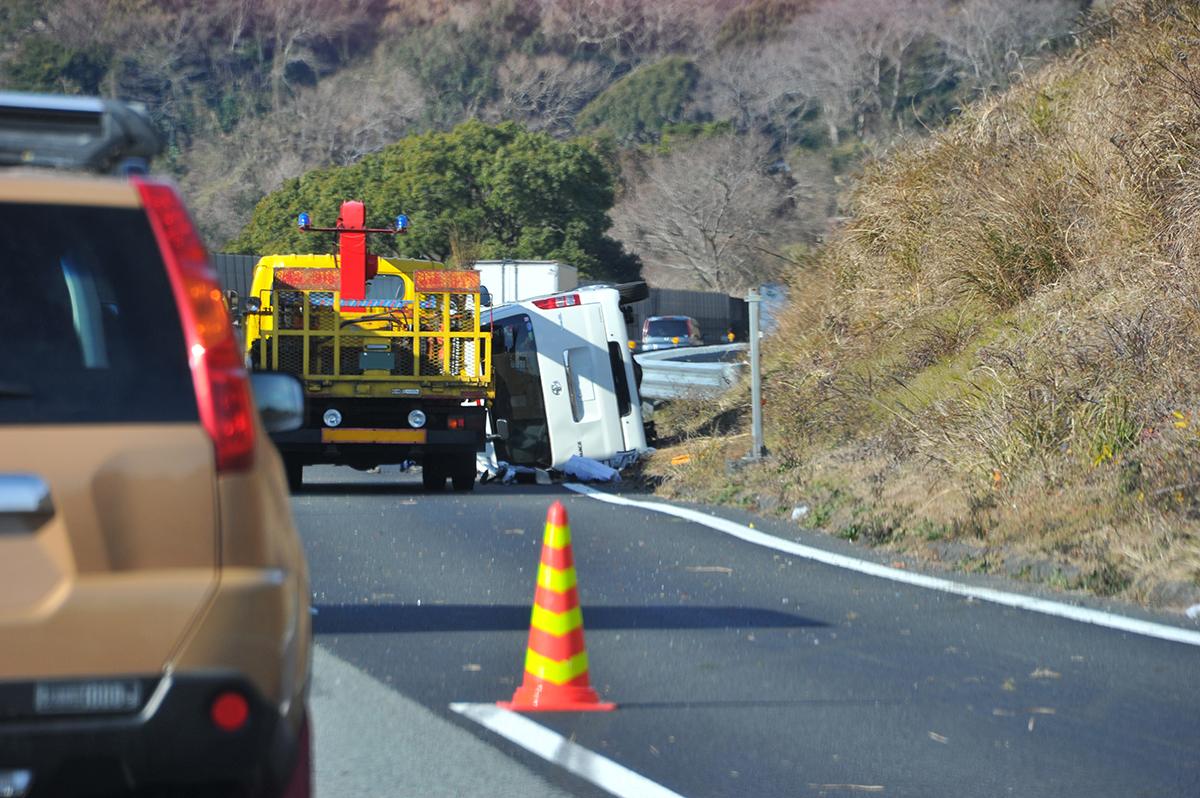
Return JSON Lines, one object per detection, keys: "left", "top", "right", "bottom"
{"left": 562, "top": 455, "right": 621, "bottom": 482}
{"left": 807, "top": 784, "right": 885, "bottom": 793}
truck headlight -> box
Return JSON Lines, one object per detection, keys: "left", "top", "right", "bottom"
{"left": 407, "top": 410, "right": 426, "bottom": 429}
{"left": 323, "top": 408, "right": 343, "bottom": 428}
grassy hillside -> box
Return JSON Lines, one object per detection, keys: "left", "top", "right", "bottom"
{"left": 0, "top": 0, "right": 1085, "bottom": 290}
{"left": 648, "top": 0, "right": 1200, "bottom": 608}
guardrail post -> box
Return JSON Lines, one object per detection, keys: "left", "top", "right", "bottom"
{"left": 747, "top": 287, "right": 765, "bottom": 460}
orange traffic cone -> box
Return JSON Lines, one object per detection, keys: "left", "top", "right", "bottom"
{"left": 499, "top": 501, "right": 615, "bottom": 712}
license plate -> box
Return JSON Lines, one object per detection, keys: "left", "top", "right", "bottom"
{"left": 34, "top": 679, "right": 141, "bottom": 715}
{"left": 321, "top": 428, "right": 427, "bottom": 445}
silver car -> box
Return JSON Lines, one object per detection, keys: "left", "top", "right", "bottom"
{"left": 641, "top": 315, "right": 703, "bottom": 352}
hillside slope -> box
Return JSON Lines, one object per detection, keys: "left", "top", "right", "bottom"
{"left": 650, "top": 0, "right": 1200, "bottom": 609}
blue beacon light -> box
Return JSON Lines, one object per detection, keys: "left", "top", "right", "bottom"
{"left": 298, "top": 212, "right": 311, "bottom": 229}
{"left": 395, "top": 214, "right": 409, "bottom": 232}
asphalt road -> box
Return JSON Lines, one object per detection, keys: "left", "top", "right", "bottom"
{"left": 295, "top": 466, "right": 1200, "bottom": 797}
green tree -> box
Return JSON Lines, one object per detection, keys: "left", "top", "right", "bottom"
{"left": 576, "top": 56, "right": 698, "bottom": 144}
{"left": 229, "top": 120, "right": 640, "bottom": 282}
{"left": 395, "top": 0, "right": 542, "bottom": 128}
{"left": 3, "top": 35, "right": 110, "bottom": 94}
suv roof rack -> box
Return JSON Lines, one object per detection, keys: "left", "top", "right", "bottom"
{"left": 0, "top": 92, "right": 162, "bottom": 174}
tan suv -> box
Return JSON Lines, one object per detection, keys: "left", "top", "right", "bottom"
{"left": 0, "top": 94, "right": 311, "bottom": 797}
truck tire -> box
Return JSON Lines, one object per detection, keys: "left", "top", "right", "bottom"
{"left": 421, "top": 459, "right": 446, "bottom": 492}
{"left": 450, "top": 456, "right": 476, "bottom": 492}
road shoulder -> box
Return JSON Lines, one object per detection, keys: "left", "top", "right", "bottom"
{"left": 311, "top": 644, "right": 575, "bottom": 798}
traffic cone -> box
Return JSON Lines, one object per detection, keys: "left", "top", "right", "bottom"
{"left": 499, "top": 501, "right": 615, "bottom": 712}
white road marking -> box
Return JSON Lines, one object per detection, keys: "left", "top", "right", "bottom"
{"left": 565, "top": 483, "right": 1200, "bottom": 648}
{"left": 450, "top": 703, "right": 687, "bottom": 798}
{"left": 312, "top": 647, "right": 574, "bottom": 798}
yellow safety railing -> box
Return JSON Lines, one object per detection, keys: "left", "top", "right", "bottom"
{"left": 252, "top": 288, "right": 491, "bottom": 387}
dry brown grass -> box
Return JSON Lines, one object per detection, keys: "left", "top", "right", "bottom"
{"left": 652, "top": 0, "right": 1200, "bottom": 608}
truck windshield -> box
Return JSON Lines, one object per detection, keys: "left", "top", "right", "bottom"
{"left": 365, "top": 274, "right": 405, "bottom": 301}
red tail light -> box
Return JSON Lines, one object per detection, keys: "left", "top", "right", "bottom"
{"left": 448, "top": 416, "right": 465, "bottom": 430}
{"left": 135, "top": 179, "right": 255, "bottom": 472}
{"left": 532, "top": 294, "right": 580, "bottom": 309}
{"left": 210, "top": 690, "right": 250, "bottom": 732}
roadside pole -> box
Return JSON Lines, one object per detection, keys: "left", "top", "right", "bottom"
{"left": 747, "top": 287, "right": 765, "bottom": 460}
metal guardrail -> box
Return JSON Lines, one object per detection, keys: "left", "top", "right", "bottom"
{"left": 634, "top": 343, "right": 748, "bottom": 401}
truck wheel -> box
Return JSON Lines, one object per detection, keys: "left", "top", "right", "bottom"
{"left": 421, "top": 459, "right": 446, "bottom": 492}
{"left": 284, "top": 458, "right": 304, "bottom": 493}
{"left": 451, "top": 457, "right": 476, "bottom": 492}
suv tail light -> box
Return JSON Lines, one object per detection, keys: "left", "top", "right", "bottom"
{"left": 210, "top": 690, "right": 250, "bottom": 732}
{"left": 533, "top": 294, "right": 580, "bottom": 309}
{"left": 135, "top": 179, "right": 255, "bottom": 472}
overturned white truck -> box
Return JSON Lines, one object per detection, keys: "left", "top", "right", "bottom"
{"left": 485, "top": 283, "right": 649, "bottom": 471}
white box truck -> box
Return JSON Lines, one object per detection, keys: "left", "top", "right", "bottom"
{"left": 472, "top": 260, "right": 578, "bottom": 305}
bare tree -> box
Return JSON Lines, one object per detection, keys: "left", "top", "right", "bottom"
{"left": 790, "top": 0, "right": 938, "bottom": 144}
{"left": 696, "top": 42, "right": 817, "bottom": 135}
{"left": 489, "top": 52, "right": 613, "bottom": 134}
{"left": 697, "top": 0, "right": 940, "bottom": 145}
{"left": 931, "top": 0, "right": 1080, "bottom": 96}
{"left": 181, "top": 50, "right": 426, "bottom": 245}
{"left": 611, "top": 134, "right": 797, "bottom": 293}
{"left": 261, "top": 0, "right": 381, "bottom": 108}
{"left": 535, "top": 0, "right": 732, "bottom": 58}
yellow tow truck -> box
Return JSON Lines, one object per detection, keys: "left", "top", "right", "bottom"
{"left": 241, "top": 201, "right": 493, "bottom": 491}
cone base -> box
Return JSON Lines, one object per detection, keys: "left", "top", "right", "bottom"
{"left": 499, "top": 682, "right": 616, "bottom": 712}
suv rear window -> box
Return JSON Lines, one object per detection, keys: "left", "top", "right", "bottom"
{"left": 646, "top": 318, "right": 690, "bottom": 338}
{"left": 0, "top": 202, "right": 198, "bottom": 424}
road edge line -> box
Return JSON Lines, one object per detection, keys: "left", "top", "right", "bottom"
{"left": 564, "top": 483, "right": 1200, "bottom": 648}
{"left": 449, "top": 702, "right": 687, "bottom": 798}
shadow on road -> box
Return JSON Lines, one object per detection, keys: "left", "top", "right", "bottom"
{"left": 616, "top": 699, "right": 900, "bottom": 710}
{"left": 293, "top": 482, "right": 579, "bottom": 497}
{"left": 313, "top": 603, "right": 825, "bottom": 634}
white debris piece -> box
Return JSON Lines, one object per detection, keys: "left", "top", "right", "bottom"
{"left": 1186, "top": 604, "right": 1200, "bottom": 620}
{"left": 562, "top": 455, "right": 621, "bottom": 483}
{"left": 477, "top": 446, "right": 502, "bottom": 482}
{"left": 791, "top": 504, "right": 810, "bottom": 522}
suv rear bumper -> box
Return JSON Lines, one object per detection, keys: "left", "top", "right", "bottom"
{"left": 0, "top": 672, "right": 303, "bottom": 797}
